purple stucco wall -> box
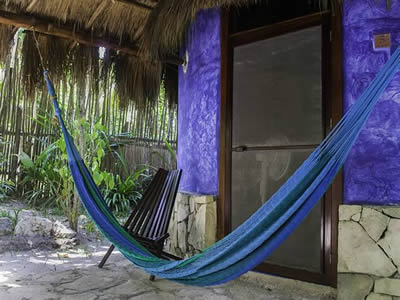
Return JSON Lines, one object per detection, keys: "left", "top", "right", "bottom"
{"left": 177, "top": 2, "right": 400, "bottom": 203}
{"left": 177, "top": 9, "right": 221, "bottom": 195}
{"left": 343, "top": 0, "right": 400, "bottom": 204}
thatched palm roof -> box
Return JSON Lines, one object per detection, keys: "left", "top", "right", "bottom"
{"left": 0, "top": 0, "right": 253, "bottom": 108}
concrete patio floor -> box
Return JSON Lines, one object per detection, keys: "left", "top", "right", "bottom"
{"left": 0, "top": 242, "right": 336, "bottom": 300}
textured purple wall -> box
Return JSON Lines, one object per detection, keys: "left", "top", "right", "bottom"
{"left": 343, "top": 0, "right": 400, "bottom": 204}
{"left": 177, "top": 9, "right": 221, "bottom": 195}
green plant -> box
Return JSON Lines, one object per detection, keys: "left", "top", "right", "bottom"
{"left": 0, "top": 208, "right": 21, "bottom": 230}
{"left": 103, "top": 173, "right": 141, "bottom": 214}
{"left": 0, "top": 209, "right": 10, "bottom": 218}
{"left": 151, "top": 138, "right": 177, "bottom": 169}
{"left": 164, "top": 139, "right": 177, "bottom": 163}
{"left": 11, "top": 208, "right": 21, "bottom": 229}
{"left": 84, "top": 220, "right": 96, "bottom": 233}
{"left": 19, "top": 113, "right": 158, "bottom": 227}
{"left": 19, "top": 142, "right": 62, "bottom": 207}
{"left": 18, "top": 116, "right": 111, "bottom": 229}
{"left": 0, "top": 180, "right": 15, "bottom": 201}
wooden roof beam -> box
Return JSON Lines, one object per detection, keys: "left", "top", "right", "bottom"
{"left": 0, "top": 10, "right": 184, "bottom": 65}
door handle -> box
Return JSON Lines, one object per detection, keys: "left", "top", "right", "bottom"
{"left": 232, "top": 145, "right": 248, "bottom": 152}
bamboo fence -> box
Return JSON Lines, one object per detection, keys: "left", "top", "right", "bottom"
{"left": 0, "top": 33, "right": 177, "bottom": 184}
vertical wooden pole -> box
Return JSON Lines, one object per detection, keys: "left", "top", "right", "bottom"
{"left": 11, "top": 106, "right": 22, "bottom": 182}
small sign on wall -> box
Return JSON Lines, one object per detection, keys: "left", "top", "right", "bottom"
{"left": 374, "top": 33, "right": 391, "bottom": 49}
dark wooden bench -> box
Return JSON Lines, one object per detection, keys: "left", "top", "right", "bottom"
{"left": 98, "top": 168, "right": 182, "bottom": 280}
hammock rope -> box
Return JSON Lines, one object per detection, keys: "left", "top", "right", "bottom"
{"left": 43, "top": 46, "right": 400, "bottom": 286}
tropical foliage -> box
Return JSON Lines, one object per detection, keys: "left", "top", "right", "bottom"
{"left": 0, "top": 30, "right": 177, "bottom": 230}
{"left": 18, "top": 115, "right": 157, "bottom": 229}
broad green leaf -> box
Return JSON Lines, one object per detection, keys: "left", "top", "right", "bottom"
{"left": 19, "top": 152, "right": 34, "bottom": 169}
{"left": 92, "top": 171, "right": 103, "bottom": 185}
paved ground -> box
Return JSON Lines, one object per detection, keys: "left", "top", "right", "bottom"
{"left": 0, "top": 241, "right": 337, "bottom": 300}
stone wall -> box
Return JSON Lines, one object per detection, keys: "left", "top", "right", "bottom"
{"left": 338, "top": 205, "right": 400, "bottom": 300}
{"left": 165, "top": 193, "right": 217, "bottom": 258}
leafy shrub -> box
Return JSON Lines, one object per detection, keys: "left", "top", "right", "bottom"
{"left": 19, "top": 143, "right": 61, "bottom": 207}
{"left": 19, "top": 116, "right": 156, "bottom": 225}
{"left": 0, "top": 181, "right": 16, "bottom": 201}
{"left": 102, "top": 168, "right": 151, "bottom": 214}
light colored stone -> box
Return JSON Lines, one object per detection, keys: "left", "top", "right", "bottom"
{"left": 54, "top": 221, "right": 76, "bottom": 239}
{"left": 104, "top": 279, "right": 151, "bottom": 297}
{"left": 0, "top": 217, "right": 13, "bottom": 236}
{"left": 177, "top": 220, "right": 187, "bottom": 253}
{"left": 375, "top": 278, "right": 400, "bottom": 296}
{"left": 166, "top": 211, "right": 177, "bottom": 249}
{"left": 241, "top": 271, "right": 336, "bottom": 299}
{"left": 351, "top": 213, "right": 361, "bottom": 222}
{"left": 383, "top": 207, "right": 400, "bottom": 219}
{"left": 187, "top": 210, "right": 195, "bottom": 233}
{"left": 165, "top": 193, "right": 217, "bottom": 257}
{"left": 0, "top": 284, "right": 53, "bottom": 300}
{"left": 366, "top": 292, "right": 392, "bottom": 300}
{"left": 338, "top": 221, "right": 396, "bottom": 277}
{"left": 339, "top": 205, "right": 362, "bottom": 221}
{"left": 187, "top": 200, "right": 216, "bottom": 251}
{"left": 176, "top": 193, "right": 189, "bottom": 223}
{"left": 18, "top": 209, "right": 37, "bottom": 220}
{"left": 337, "top": 274, "right": 373, "bottom": 300}
{"left": 78, "top": 215, "right": 89, "bottom": 228}
{"left": 14, "top": 216, "right": 53, "bottom": 237}
{"left": 360, "top": 208, "right": 390, "bottom": 241}
{"left": 129, "top": 291, "right": 176, "bottom": 300}
{"left": 176, "top": 192, "right": 189, "bottom": 204}
{"left": 60, "top": 293, "right": 98, "bottom": 300}
{"left": 194, "top": 195, "right": 215, "bottom": 205}
{"left": 189, "top": 196, "right": 195, "bottom": 213}
{"left": 378, "top": 219, "right": 400, "bottom": 269}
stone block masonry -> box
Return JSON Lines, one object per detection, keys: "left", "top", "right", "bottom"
{"left": 338, "top": 205, "right": 400, "bottom": 300}
{"left": 165, "top": 193, "right": 217, "bottom": 258}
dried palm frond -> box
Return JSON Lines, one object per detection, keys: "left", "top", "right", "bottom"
{"left": 163, "top": 64, "right": 178, "bottom": 106}
{"left": 43, "top": 37, "right": 71, "bottom": 83}
{"left": 67, "top": 43, "right": 100, "bottom": 88}
{"left": 143, "top": 0, "right": 255, "bottom": 59}
{"left": 0, "top": 24, "right": 16, "bottom": 64}
{"left": 100, "top": 48, "right": 117, "bottom": 84}
{"left": 5, "top": 0, "right": 260, "bottom": 108}
{"left": 8, "top": 0, "right": 153, "bottom": 45}
{"left": 114, "top": 54, "right": 162, "bottom": 109}
{"left": 21, "top": 32, "right": 43, "bottom": 98}
{"left": 21, "top": 32, "right": 73, "bottom": 98}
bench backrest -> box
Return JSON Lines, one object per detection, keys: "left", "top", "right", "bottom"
{"left": 127, "top": 169, "right": 182, "bottom": 240}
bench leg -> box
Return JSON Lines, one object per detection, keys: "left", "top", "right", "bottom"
{"left": 148, "top": 241, "right": 164, "bottom": 281}
{"left": 98, "top": 244, "right": 115, "bottom": 268}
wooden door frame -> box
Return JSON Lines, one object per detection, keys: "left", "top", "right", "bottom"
{"left": 218, "top": 7, "right": 343, "bottom": 287}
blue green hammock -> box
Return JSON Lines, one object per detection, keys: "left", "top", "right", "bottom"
{"left": 44, "top": 47, "right": 400, "bottom": 286}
